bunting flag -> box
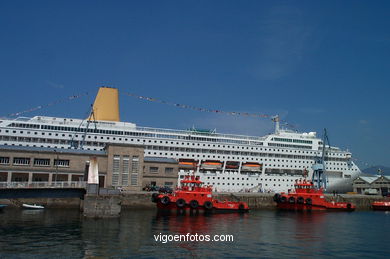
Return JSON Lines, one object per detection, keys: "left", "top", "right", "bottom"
{"left": 123, "top": 92, "right": 273, "bottom": 119}
{"left": 5, "top": 92, "right": 89, "bottom": 117}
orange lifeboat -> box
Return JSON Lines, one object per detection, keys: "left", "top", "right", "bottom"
{"left": 225, "top": 161, "right": 239, "bottom": 170}
{"left": 200, "top": 160, "right": 223, "bottom": 170}
{"left": 178, "top": 159, "right": 198, "bottom": 169}
{"left": 241, "top": 162, "right": 262, "bottom": 172}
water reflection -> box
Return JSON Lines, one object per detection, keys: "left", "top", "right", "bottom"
{"left": 1, "top": 208, "right": 389, "bottom": 258}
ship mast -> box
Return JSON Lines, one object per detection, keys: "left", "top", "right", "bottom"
{"left": 272, "top": 115, "right": 280, "bottom": 134}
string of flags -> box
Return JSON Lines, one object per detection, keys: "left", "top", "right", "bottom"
{"left": 5, "top": 92, "right": 89, "bottom": 118}
{"left": 123, "top": 92, "right": 272, "bottom": 118}
{"left": 3, "top": 88, "right": 295, "bottom": 129}
{"left": 122, "top": 91, "right": 295, "bottom": 129}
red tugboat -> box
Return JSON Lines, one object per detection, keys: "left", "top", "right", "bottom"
{"left": 273, "top": 179, "right": 355, "bottom": 211}
{"left": 151, "top": 175, "right": 249, "bottom": 213}
{"left": 372, "top": 201, "right": 390, "bottom": 211}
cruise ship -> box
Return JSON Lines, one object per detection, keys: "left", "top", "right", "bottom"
{"left": 0, "top": 87, "right": 361, "bottom": 193}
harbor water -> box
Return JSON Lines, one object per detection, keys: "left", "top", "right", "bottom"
{"left": 1, "top": 208, "right": 389, "bottom": 258}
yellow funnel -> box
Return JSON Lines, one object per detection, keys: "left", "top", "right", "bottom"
{"left": 88, "top": 87, "right": 120, "bottom": 122}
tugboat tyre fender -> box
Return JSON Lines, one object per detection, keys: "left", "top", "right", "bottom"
{"left": 273, "top": 193, "right": 281, "bottom": 202}
{"left": 297, "top": 197, "right": 304, "bottom": 204}
{"left": 347, "top": 203, "right": 351, "bottom": 210}
{"left": 204, "top": 201, "right": 213, "bottom": 210}
{"left": 288, "top": 196, "right": 296, "bottom": 204}
{"left": 151, "top": 193, "right": 159, "bottom": 203}
{"left": 280, "top": 196, "right": 287, "bottom": 203}
{"left": 190, "top": 200, "right": 199, "bottom": 209}
{"left": 238, "top": 203, "right": 245, "bottom": 211}
{"left": 305, "top": 198, "right": 312, "bottom": 205}
{"left": 176, "top": 199, "right": 186, "bottom": 208}
{"left": 161, "top": 196, "right": 170, "bottom": 205}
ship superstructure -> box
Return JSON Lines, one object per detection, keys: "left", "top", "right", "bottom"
{"left": 0, "top": 87, "right": 361, "bottom": 192}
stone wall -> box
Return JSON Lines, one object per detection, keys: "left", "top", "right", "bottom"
{"left": 83, "top": 194, "right": 122, "bottom": 218}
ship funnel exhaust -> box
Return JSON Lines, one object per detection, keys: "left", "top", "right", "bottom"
{"left": 88, "top": 87, "right": 120, "bottom": 122}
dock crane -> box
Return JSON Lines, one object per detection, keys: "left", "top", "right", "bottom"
{"left": 70, "top": 105, "right": 97, "bottom": 149}
{"left": 312, "top": 128, "right": 330, "bottom": 189}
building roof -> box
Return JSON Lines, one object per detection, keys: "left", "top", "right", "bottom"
{"left": 357, "top": 175, "right": 390, "bottom": 184}
{"left": 0, "top": 145, "right": 106, "bottom": 156}
{"left": 144, "top": 156, "right": 178, "bottom": 164}
{"left": 359, "top": 176, "right": 380, "bottom": 184}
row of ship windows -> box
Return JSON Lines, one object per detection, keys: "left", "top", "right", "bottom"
{"left": 206, "top": 176, "right": 297, "bottom": 182}
{"left": 0, "top": 137, "right": 349, "bottom": 163}
{"left": 272, "top": 137, "right": 313, "bottom": 144}
{"left": 6, "top": 125, "right": 253, "bottom": 145}
{"left": 1, "top": 130, "right": 347, "bottom": 157}
{"left": 268, "top": 143, "right": 312, "bottom": 149}
{"left": 207, "top": 182, "right": 292, "bottom": 187}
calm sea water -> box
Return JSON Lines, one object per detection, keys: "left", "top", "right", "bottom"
{"left": 0, "top": 208, "right": 389, "bottom": 258}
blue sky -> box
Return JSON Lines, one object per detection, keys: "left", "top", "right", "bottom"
{"left": 1, "top": 1, "right": 389, "bottom": 168}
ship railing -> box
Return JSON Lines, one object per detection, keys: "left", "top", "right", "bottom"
{"left": 0, "top": 181, "right": 87, "bottom": 189}
{"left": 136, "top": 126, "right": 266, "bottom": 141}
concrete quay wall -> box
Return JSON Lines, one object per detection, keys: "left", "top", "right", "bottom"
{"left": 1, "top": 192, "right": 388, "bottom": 210}
{"left": 121, "top": 192, "right": 388, "bottom": 210}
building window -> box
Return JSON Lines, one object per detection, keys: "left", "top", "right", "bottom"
{"left": 54, "top": 159, "right": 70, "bottom": 167}
{"left": 34, "top": 158, "right": 50, "bottom": 166}
{"left": 131, "top": 156, "right": 139, "bottom": 186}
{"left": 0, "top": 157, "right": 10, "bottom": 165}
{"left": 13, "top": 157, "right": 30, "bottom": 165}
{"left": 165, "top": 167, "right": 174, "bottom": 174}
{"left": 122, "top": 156, "right": 129, "bottom": 186}
{"left": 149, "top": 167, "right": 159, "bottom": 173}
{"left": 112, "top": 155, "right": 120, "bottom": 186}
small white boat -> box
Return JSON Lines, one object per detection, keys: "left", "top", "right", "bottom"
{"left": 22, "top": 203, "right": 44, "bottom": 209}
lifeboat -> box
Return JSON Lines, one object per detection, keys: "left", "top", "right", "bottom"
{"left": 241, "top": 162, "right": 262, "bottom": 172}
{"left": 273, "top": 179, "right": 355, "bottom": 211}
{"left": 151, "top": 175, "right": 249, "bottom": 213}
{"left": 225, "top": 161, "right": 239, "bottom": 170}
{"left": 200, "top": 160, "right": 223, "bottom": 170}
{"left": 372, "top": 201, "right": 390, "bottom": 211}
{"left": 179, "top": 159, "right": 198, "bottom": 169}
